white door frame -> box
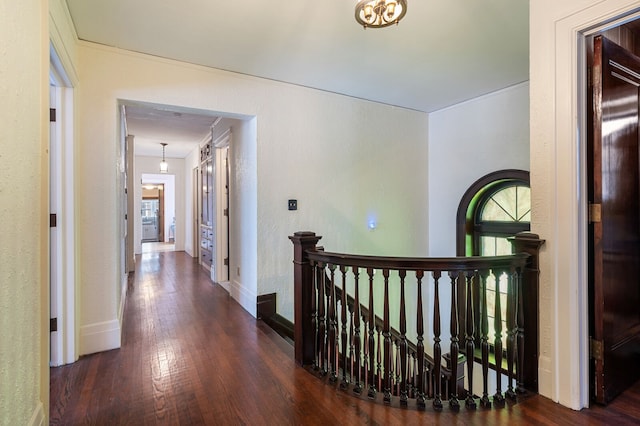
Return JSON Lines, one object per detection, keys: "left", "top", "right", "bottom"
{"left": 193, "top": 166, "right": 200, "bottom": 259}
{"left": 540, "top": 1, "right": 640, "bottom": 409}
{"left": 49, "top": 44, "right": 76, "bottom": 366}
{"left": 212, "top": 130, "right": 231, "bottom": 286}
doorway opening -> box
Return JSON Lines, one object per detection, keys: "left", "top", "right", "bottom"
{"left": 49, "top": 44, "right": 76, "bottom": 367}
{"left": 140, "top": 174, "right": 175, "bottom": 254}
{"left": 585, "top": 19, "right": 640, "bottom": 405}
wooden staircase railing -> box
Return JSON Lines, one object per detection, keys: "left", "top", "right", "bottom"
{"left": 290, "top": 231, "right": 543, "bottom": 411}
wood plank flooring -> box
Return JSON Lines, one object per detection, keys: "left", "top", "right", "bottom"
{"left": 50, "top": 251, "right": 640, "bottom": 425}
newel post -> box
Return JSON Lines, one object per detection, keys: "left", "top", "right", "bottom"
{"left": 289, "top": 231, "right": 322, "bottom": 366}
{"left": 510, "top": 232, "right": 545, "bottom": 393}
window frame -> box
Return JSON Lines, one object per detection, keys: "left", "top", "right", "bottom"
{"left": 456, "top": 169, "right": 530, "bottom": 257}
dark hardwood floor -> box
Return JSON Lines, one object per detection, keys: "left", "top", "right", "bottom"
{"left": 50, "top": 251, "right": 640, "bottom": 425}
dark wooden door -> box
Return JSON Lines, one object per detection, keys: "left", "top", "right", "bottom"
{"left": 589, "top": 35, "right": 640, "bottom": 404}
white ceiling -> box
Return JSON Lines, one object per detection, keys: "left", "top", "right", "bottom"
{"left": 67, "top": 0, "right": 529, "bottom": 155}
{"left": 123, "top": 102, "right": 219, "bottom": 158}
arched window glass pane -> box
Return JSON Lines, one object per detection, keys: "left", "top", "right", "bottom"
{"left": 480, "top": 236, "right": 513, "bottom": 256}
{"left": 516, "top": 186, "right": 531, "bottom": 221}
{"left": 480, "top": 185, "right": 531, "bottom": 223}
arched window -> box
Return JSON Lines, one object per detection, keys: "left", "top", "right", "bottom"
{"left": 456, "top": 170, "right": 530, "bottom": 352}
{"left": 457, "top": 170, "right": 530, "bottom": 256}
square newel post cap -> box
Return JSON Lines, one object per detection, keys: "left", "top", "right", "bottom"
{"left": 289, "top": 231, "right": 322, "bottom": 241}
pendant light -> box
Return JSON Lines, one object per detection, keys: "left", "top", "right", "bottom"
{"left": 160, "top": 143, "right": 168, "bottom": 173}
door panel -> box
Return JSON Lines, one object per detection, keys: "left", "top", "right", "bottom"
{"left": 590, "top": 35, "right": 640, "bottom": 404}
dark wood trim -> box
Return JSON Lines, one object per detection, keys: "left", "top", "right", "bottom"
{"left": 257, "top": 293, "right": 276, "bottom": 319}
{"left": 290, "top": 232, "right": 323, "bottom": 366}
{"left": 257, "top": 293, "right": 294, "bottom": 343}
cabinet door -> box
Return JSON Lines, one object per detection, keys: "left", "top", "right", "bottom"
{"left": 201, "top": 159, "right": 213, "bottom": 227}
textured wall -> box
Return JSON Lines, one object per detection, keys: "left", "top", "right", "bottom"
{"left": 0, "top": 0, "right": 48, "bottom": 424}
{"left": 428, "top": 82, "right": 530, "bottom": 258}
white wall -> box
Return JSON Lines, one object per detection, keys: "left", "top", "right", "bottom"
{"left": 74, "top": 41, "right": 429, "bottom": 334}
{"left": 428, "top": 82, "right": 530, "bottom": 257}
{"left": 229, "top": 118, "right": 258, "bottom": 315}
{"left": 0, "top": 1, "right": 49, "bottom": 424}
{"left": 184, "top": 145, "right": 200, "bottom": 258}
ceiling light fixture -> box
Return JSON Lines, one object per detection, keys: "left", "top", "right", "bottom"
{"left": 159, "top": 143, "right": 168, "bottom": 173}
{"left": 355, "top": 0, "right": 407, "bottom": 29}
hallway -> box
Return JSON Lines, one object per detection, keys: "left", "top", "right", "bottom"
{"left": 50, "top": 251, "right": 640, "bottom": 425}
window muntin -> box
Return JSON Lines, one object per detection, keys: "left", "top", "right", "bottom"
{"left": 480, "top": 185, "right": 531, "bottom": 223}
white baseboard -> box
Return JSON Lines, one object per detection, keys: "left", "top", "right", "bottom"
{"left": 28, "top": 402, "right": 45, "bottom": 426}
{"left": 79, "top": 319, "right": 121, "bottom": 355}
{"left": 118, "top": 273, "right": 128, "bottom": 326}
{"left": 230, "top": 279, "right": 257, "bottom": 318}
{"left": 538, "top": 354, "right": 553, "bottom": 400}
{"left": 218, "top": 280, "right": 230, "bottom": 293}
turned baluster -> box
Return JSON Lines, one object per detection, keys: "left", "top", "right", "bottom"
{"left": 449, "top": 271, "right": 460, "bottom": 411}
{"left": 328, "top": 264, "right": 337, "bottom": 382}
{"left": 399, "top": 270, "right": 408, "bottom": 405}
{"left": 416, "top": 270, "right": 426, "bottom": 408}
{"left": 493, "top": 270, "right": 505, "bottom": 407}
{"left": 432, "top": 270, "right": 443, "bottom": 411}
{"left": 412, "top": 351, "right": 418, "bottom": 399}
{"left": 340, "top": 265, "right": 349, "bottom": 389}
{"left": 479, "top": 269, "right": 491, "bottom": 408}
{"left": 317, "top": 262, "right": 327, "bottom": 375}
{"left": 465, "top": 271, "right": 477, "bottom": 409}
{"left": 362, "top": 315, "right": 373, "bottom": 392}
{"left": 352, "top": 267, "right": 362, "bottom": 394}
{"left": 407, "top": 350, "right": 415, "bottom": 399}
{"left": 516, "top": 265, "right": 526, "bottom": 394}
{"left": 377, "top": 326, "right": 382, "bottom": 392}
{"left": 367, "top": 268, "right": 376, "bottom": 398}
{"left": 311, "top": 261, "right": 319, "bottom": 370}
{"left": 426, "top": 363, "right": 433, "bottom": 398}
{"left": 349, "top": 306, "right": 354, "bottom": 384}
{"left": 506, "top": 267, "right": 517, "bottom": 400}
{"left": 394, "top": 338, "right": 401, "bottom": 397}
{"left": 382, "top": 269, "right": 392, "bottom": 403}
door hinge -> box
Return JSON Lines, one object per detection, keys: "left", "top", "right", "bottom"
{"left": 588, "top": 203, "right": 602, "bottom": 223}
{"left": 50, "top": 108, "right": 56, "bottom": 122}
{"left": 223, "top": 208, "right": 229, "bottom": 217}
{"left": 50, "top": 317, "right": 58, "bottom": 333}
{"left": 224, "top": 257, "right": 229, "bottom": 266}
{"left": 50, "top": 213, "right": 57, "bottom": 228}
{"left": 590, "top": 337, "right": 603, "bottom": 361}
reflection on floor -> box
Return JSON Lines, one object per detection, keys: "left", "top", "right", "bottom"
{"left": 141, "top": 242, "right": 175, "bottom": 253}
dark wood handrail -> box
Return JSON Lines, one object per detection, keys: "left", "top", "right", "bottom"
{"left": 307, "top": 251, "right": 530, "bottom": 272}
